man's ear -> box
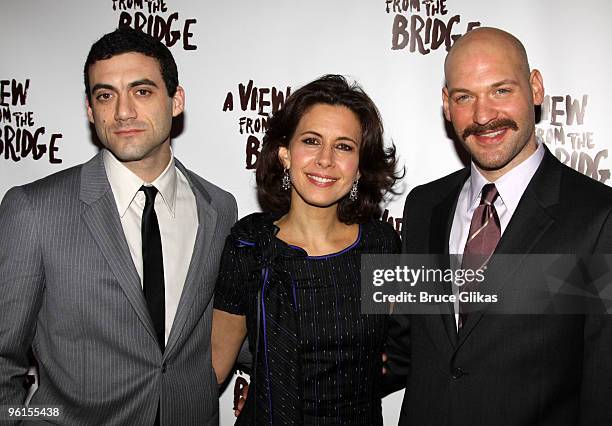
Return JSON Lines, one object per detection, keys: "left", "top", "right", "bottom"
{"left": 442, "top": 87, "right": 451, "bottom": 122}
{"left": 86, "top": 97, "right": 95, "bottom": 124}
{"left": 530, "top": 69, "right": 544, "bottom": 106}
{"left": 172, "top": 85, "right": 185, "bottom": 117}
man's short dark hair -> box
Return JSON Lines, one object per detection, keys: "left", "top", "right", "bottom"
{"left": 256, "top": 74, "right": 402, "bottom": 224}
{"left": 84, "top": 27, "right": 178, "bottom": 102}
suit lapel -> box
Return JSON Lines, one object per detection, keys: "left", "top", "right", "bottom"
{"left": 456, "top": 148, "right": 560, "bottom": 345}
{"left": 426, "top": 170, "right": 468, "bottom": 349}
{"left": 164, "top": 161, "right": 218, "bottom": 357}
{"left": 80, "top": 153, "right": 157, "bottom": 341}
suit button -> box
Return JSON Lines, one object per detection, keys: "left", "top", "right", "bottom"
{"left": 162, "top": 362, "right": 167, "bottom": 373}
{"left": 451, "top": 367, "right": 466, "bottom": 379}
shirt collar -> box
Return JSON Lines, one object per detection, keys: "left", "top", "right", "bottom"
{"left": 102, "top": 149, "right": 177, "bottom": 218}
{"left": 468, "top": 141, "right": 545, "bottom": 212}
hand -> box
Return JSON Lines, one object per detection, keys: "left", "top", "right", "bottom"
{"left": 382, "top": 352, "right": 388, "bottom": 375}
{"left": 233, "top": 376, "right": 249, "bottom": 417}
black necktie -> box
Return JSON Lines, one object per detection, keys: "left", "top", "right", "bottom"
{"left": 140, "top": 185, "right": 165, "bottom": 352}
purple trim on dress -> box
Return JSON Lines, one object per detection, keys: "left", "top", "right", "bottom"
{"left": 260, "top": 267, "right": 274, "bottom": 424}
{"left": 287, "top": 223, "right": 362, "bottom": 259}
{"left": 236, "top": 239, "right": 256, "bottom": 247}
{"left": 290, "top": 272, "right": 298, "bottom": 312}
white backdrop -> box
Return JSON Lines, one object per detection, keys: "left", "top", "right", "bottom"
{"left": 2, "top": 1, "right": 611, "bottom": 424}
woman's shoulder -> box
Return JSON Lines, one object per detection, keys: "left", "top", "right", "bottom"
{"left": 362, "top": 218, "right": 399, "bottom": 239}
{"left": 360, "top": 219, "right": 402, "bottom": 254}
{"left": 230, "top": 212, "right": 278, "bottom": 244}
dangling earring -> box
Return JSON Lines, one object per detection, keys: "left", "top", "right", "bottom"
{"left": 281, "top": 168, "right": 291, "bottom": 190}
{"left": 349, "top": 179, "right": 359, "bottom": 201}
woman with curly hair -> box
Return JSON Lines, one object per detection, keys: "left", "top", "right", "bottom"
{"left": 212, "top": 74, "right": 402, "bottom": 425}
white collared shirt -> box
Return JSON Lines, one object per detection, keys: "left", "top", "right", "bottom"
{"left": 448, "top": 142, "right": 545, "bottom": 327}
{"left": 103, "top": 149, "right": 198, "bottom": 344}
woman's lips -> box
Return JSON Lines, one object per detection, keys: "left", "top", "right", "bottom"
{"left": 306, "top": 173, "right": 338, "bottom": 187}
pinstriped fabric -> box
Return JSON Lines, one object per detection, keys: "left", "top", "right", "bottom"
{"left": 293, "top": 236, "right": 392, "bottom": 425}
{"left": 215, "top": 213, "right": 401, "bottom": 424}
{"left": 82, "top": 191, "right": 157, "bottom": 339}
{"left": 0, "top": 185, "right": 44, "bottom": 410}
{"left": 0, "top": 152, "right": 237, "bottom": 425}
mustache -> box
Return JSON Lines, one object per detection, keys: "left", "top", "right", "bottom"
{"left": 462, "top": 119, "right": 518, "bottom": 140}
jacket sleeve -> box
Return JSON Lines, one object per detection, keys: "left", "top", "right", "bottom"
{"left": 381, "top": 314, "right": 411, "bottom": 396}
{"left": 214, "top": 234, "right": 252, "bottom": 316}
{"left": 380, "top": 188, "right": 423, "bottom": 396}
{"left": 0, "top": 187, "right": 45, "bottom": 406}
{"left": 581, "top": 207, "right": 612, "bottom": 425}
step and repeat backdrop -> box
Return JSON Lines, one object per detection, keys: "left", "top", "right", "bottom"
{"left": 2, "top": 1, "right": 611, "bottom": 424}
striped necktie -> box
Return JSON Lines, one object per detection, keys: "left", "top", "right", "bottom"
{"left": 458, "top": 183, "right": 500, "bottom": 329}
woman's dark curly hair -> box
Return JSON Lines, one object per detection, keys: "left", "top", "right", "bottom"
{"left": 256, "top": 74, "right": 402, "bottom": 224}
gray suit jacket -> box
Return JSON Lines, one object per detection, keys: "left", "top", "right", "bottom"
{"left": 0, "top": 152, "right": 237, "bottom": 425}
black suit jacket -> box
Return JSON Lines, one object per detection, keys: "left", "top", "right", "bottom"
{"left": 386, "top": 147, "right": 612, "bottom": 426}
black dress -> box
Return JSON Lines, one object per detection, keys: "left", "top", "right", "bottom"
{"left": 214, "top": 213, "right": 401, "bottom": 425}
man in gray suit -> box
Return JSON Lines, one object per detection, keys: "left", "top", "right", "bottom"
{"left": 0, "top": 28, "right": 236, "bottom": 425}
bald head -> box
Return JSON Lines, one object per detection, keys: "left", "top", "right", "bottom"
{"left": 441, "top": 26, "right": 544, "bottom": 181}
{"left": 445, "top": 27, "right": 531, "bottom": 84}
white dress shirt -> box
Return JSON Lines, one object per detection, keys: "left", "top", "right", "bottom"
{"left": 103, "top": 149, "right": 198, "bottom": 344}
{"left": 448, "top": 142, "right": 545, "bottom": 327}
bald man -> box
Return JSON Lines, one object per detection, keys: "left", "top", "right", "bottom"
{"left": 386, "top": 28, "right": 612, "bottom": 425}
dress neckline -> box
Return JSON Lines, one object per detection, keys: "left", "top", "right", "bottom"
{"left": 276, "top": 223, "right": 363, "bottom": 259}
